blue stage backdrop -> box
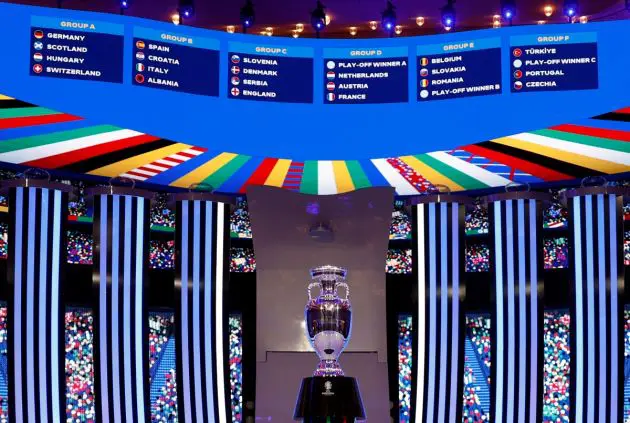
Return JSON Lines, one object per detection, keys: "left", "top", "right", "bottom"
{"left": 0, "top": 2, "right": 629, "bottom": 161}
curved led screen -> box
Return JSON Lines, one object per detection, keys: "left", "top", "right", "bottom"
{"left": 1, "top": 2, "right": 629, "bottom": 162}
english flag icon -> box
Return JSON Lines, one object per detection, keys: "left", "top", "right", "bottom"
{"left": 33, "top": 30, "right": 44, "bottom": 39}
{"left": 231, "top": 87, "right": 240, "bottom": 96}
{"left": 32, "top": 64, "right": 43, "bottom": 74}
{"left": 231, "top": 66, "right": 240, "bottom": 74}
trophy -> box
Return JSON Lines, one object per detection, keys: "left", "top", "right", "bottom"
{"left": 295, "top": 265, "right": 365, "bottom": 422}
{"left": 305, "top": 265, "right": 352, "bottom": 376}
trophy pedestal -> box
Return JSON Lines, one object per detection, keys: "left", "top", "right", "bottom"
{"left": 293, "top": 376, "right": 365, "bottom": 422}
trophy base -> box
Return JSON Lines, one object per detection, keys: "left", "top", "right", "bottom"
{"left": 293, "top": 376, "right": 365, "bottom": 422}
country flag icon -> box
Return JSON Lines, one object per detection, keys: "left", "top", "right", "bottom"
{"left": 32, "top": 64, "right": 43, "bottom": 74}
{"left": 231, "top": 65, "right": 240, "bottom": 74}
{"left": 326, "top": 61, "right": 336, "bottom": 70}
{"left": 136, "top": 63, "right": 145, "bottom": 72}
{"left": 327, "top": 92, "right": 335, "bottom": 101}
{"left": 33, "top": 52, "right": 43, "bottom": 62}
{"left": 420, "top": 90, "right": 429, "bottom": 99}
{"left": 513, "top": 48, "right": 522, "bottom": 57}
{"left": 136, "top": 52, "right": 145, "bottom": 61}
{"left": 136, "top": 40, "right": 145, "bottom": 49}
{"left": 231, "top": 54, "right": 240, "bottom": 64}
{"left": 326, "top": 81, "right": 335, "bottom": 91}
{"left": 421, "top": 79, "right": 429, "bottom": 88}
{"left": 420, "top": 57, "right": 429, "bottom": 66}
{"left": 33, "top": 29, "right": 44, "bottom": 39}
{"left": 231, "top": 76, "right": 240, "bottom": 85}
{"left": 135, "top": 74, "right": 145, "bottom": 83}
{"left": 513, "top": 59, "right": 522, "bottom": 69}
{"left": 420, "top": 68, "right": 429, "bottom": 77}
{"left": 327, "top": 71, "right": 335, "bottom": 80}
{"left": 513, "top": 70, "right": 523, "bottom": 79}
{"left": 231, "top": 87, "right": 240, "bottom": 96}
{"left": 514, "top": 81, "right": 523, "bottom": 90}
{"left": 33, "top": 42, "right": 43, "bottom": 50}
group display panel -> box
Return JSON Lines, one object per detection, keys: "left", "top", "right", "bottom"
{"left": 28, "top": 15, "right": 600, "bottom": 104}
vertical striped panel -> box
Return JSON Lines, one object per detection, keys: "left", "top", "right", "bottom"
{"left": 7, "top": 183, "right": 67, "bottom": 423}
{"left": 488, "top": 195, "right": 544, "bottom": 423}
{"left": 568, "top": 189, "right": 625, "bottom": 423}
{"left": 174, "top": 196, "right": 230, "bottom": 423}
{"left": 412, "top": 198, "right": 466, "bottom": 423}
{"left": 92, "top": 191, "right": 150, "bottom": 423}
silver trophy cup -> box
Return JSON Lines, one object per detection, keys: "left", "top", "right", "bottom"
{"left": 305, "top": 265, "right": 352, "bottom": 377}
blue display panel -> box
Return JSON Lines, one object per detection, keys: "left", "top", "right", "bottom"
{"left": 323, "top": 47, "right": 408, "bottom": 104}
{"left": 29, "top": 15, "right": 123, "bottom": 83}
{"left": 132, "top": 27, "right": 219, "bottom": 96}
{"left": 416, "top": 38, "right": 502, "bottom": 101}
{"left": 228, "top": 42, "right": 313, "bottom": 103}
{"left": 2, "top": 2, "right": 629, "bottom": 160}
{"left": 510, "top": 33, "right": 598, "bottom": 93}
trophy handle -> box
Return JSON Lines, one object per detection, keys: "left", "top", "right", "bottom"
{"left": 336, "top": 282, "right": 350, "bottom": 301}
{"left": 307, "top": 282, "right": 321, "bottom": 302}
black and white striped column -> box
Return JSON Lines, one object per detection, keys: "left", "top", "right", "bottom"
{"left": 6, "top": 180, "right": 69, "bottom": 423}
{"left": 90, "top": 186, "right": 151, "bottom": 423}
{"left": 566, "top": 187, "right": 626, "bottom": 423}
{"left": 173, "top": 193, "right": 230, "bottom": 423}
{"left": 487, "top": 192, "right": 546, "bottom": 423}
{"left": 411, "top": 195, "right": 467, "bottom": 423}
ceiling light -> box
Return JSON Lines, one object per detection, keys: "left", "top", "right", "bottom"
{"left": 563, "top": 0, "right": 578, "bottom": 21}
{"left": 493, "top": 20, "right": 501, "bottom": 28}
{"left": 325, "top": 14, "right": 332, "bottom": 25}
{"left": 240, "top": 0, "right": 254, "bottom": 32}
{"left": 296, "top": 23, "right": 304, "bottom": 32}
{"left": 292, "top": 29, "right": 300, "bottom": 38}
{"left": 441, "top": 0, "right": 456, "bottom": 30}
{"left": 226, "top": 25, "right": 235, "bottom": 33}
{"left": 381, "top": 1, "right": 397, "bottom": 35}
{"left": 579, "top": 15, "right": 588, "bottom": 23}
{"left": 369, "top": 20, "right": 378, "bottom": 30}
{"left": 543, "top": 4, "right": 554, "bottom": 17}
{"left": 416, "top": 16, "right": 425, "bottom": 27}
{"left": 349, "top": 26, "right": 358, "bottom": 36}
{"left": 311, "top": 1, "right": 327, "bottom": 36}
{"left": 171, "top": 11, "right": 181, "bottom": 25}
{"left": 394, "top": 25, "right": 402, "bottom": 35}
